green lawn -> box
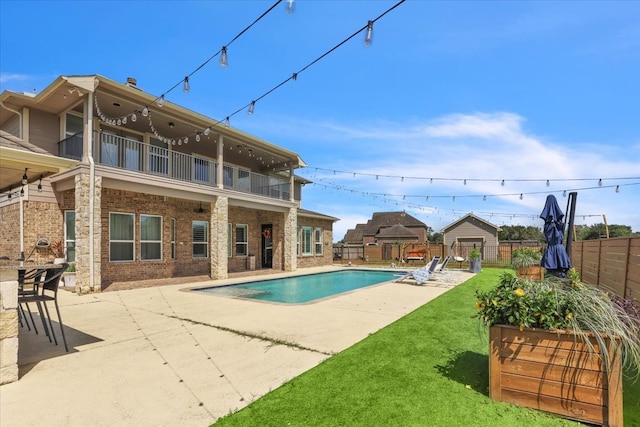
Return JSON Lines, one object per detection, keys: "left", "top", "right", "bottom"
{"left": 214, "top": 268, "right": 640, "bottom": 427}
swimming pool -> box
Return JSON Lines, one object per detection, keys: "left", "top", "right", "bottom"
{"left": 195, "top": 270, "right": 399, "bottom": 304}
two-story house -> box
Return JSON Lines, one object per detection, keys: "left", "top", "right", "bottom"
{"left": 0, "top": 75, "right": 337, "bottom": 292}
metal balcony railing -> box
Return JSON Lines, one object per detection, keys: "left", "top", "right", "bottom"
{"left": 58, "top": 131, "right": 292, "bottom": 201}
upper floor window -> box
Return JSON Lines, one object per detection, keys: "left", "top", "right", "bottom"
{"left": 140, "top": 214, "right": 162, "bottom": 261}
{"left": 110, "top": 212, "right": 134, "bottom": 262}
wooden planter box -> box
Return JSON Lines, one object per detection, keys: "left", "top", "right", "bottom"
{"left": 489, "top": 325, "right": 622, "bottom": 426}
{"left": 516, "top": 265, "right": 544, "bottom": 280}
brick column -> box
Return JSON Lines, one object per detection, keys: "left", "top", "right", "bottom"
{"left": 283, "top": 207, "right": 297, "bottom": 272}
{"left": 0, "top": 280, "right": 19, "bottom": 384}
{"left": 75, "top": 174, "right": 102, "bottom": 293}
{"left": 210, "top": 197, "right": 228, "bottom": 280}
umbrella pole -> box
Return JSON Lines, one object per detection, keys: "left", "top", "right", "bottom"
{"left": 564, "top": 192, "right": 578, "bottom": 258}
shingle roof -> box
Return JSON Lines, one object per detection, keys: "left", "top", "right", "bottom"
{"left": 0, "top": 130, "right": 49, "bottom": 154}
{"left": 364, "top": 211, "right": 426, "bottom": 235}
{"left": 376, "top": 224, "right": 419, "bottom": 239}
{"left": 343, "top": 223, "right": 365, "bottom": 243}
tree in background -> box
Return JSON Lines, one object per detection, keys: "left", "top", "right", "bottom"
{"left": 577, "top": 223, "right": 636, "bottom": 240}
{"left": 498, "top": 225, "right": 545, "bottom": 242}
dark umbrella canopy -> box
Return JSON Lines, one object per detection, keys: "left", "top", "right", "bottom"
{"left": 540, "top": 195, "right": 571, "bottom": 276}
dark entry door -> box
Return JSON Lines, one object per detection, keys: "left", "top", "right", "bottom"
{"left": 261, "top": 224, "right": 273, "bottom": 268}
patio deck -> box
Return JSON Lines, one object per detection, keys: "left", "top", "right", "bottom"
{"left": 0, "top": 266, "right": 472, "bottom": 426}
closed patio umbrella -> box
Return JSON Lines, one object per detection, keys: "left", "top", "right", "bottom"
{"left": 540, "top": 195, "right": 571, "bottom": 277}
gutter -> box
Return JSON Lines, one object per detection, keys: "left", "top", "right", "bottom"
{"left": 0, "top": 101, "right": 23, "bottom": 139}
{"left": 86, "top": 91, "right": 96, "bottom": 291}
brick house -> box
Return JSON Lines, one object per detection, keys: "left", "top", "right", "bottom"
{"left": 0, "top": 75, "right": 337, "bottom": 291}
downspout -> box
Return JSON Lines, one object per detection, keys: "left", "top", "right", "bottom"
{"left": 86, "top": 92, "right": 95, "bottom": 291}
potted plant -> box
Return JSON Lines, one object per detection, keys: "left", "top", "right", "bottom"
{"left": 511, "top": 247, "right": 543, "bottom": 280}
{"left": 51, "top": 240, "right": 66, "bottom": 264}
{"left": 62, "top": 263, "right": 76, "bottom": 287}
{"left": 468, "top": 248, "right": 481, "bottom": 273}
{"left": 475, "top": 270, "right": 640, "bottom": 426}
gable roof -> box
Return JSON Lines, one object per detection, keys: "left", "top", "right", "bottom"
{"left": 364, "top": 211, "right": 427, "bottom": 236}
{"left": 376, "top": 224, "right": 419, "bottom": 239}
{"left": 343, "top": 223, "right": 365, "bottom": 244}
{"left": 441, "top": 213, "right": 501, "bottom": 233}
{"left": 297, "top": 208, "right": 339, "bottom": 222}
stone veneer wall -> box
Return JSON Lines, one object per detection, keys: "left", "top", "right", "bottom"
{"left": 73, "top": 174, "right": 102, "bottom": 293}
{"left": 0, "top": 280, "right": 18, "bottom": 384}
{"left": 211, "top": 197, "right": 228, "bottom": 280}
{"left": 0, "top": 203, "right": 20, "bottom": 259}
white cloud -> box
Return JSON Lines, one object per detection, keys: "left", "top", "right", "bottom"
{"left": 0, "top": 73, "right": 30, "bottom": 84}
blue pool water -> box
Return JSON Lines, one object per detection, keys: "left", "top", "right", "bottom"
{"left": 195, "top": 270, "right": 399, "bottom": 304}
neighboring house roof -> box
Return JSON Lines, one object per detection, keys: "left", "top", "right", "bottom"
{"left": 441, "top": 213, "right": 501, "bottom": 233}
{"left": 364, "top": 211, "right": 426, "bottom": 236}
{"left": 343, "top": 223, "right": 365, "bottom": 244}
{"left": 297, "top": 208, "right": 339, "bottom": 222}
{"left": 0, "top": 130, "right": 77, "bottom": 193}
{"left": 376, "top": 224, "right": 419, "bottom": 240}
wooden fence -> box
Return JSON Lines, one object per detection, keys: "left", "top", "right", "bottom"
{"left": 571, "top": 236, "right": 640, "bottom": 302}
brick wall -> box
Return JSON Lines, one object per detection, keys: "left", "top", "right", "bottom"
{"left": 297, "top": 217, "right": 334, "bottom": 268}
{"left": 0, "top": 203, "right": 20, "bottom": 259}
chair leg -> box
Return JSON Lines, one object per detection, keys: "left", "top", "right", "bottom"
{"left": 40, "top": 301, "right": 58, "bottom": 346}
{"left": 35, "top": 300, "right": 52, "bottom": 342}
{"left": 53, "top": 300, "right": 69, "bottom": 352}
{"left": 21, "top": 301, "right": 38, "bottom": 334}
{"left": 18, "top": 303, "right": 26, "bottom": 329}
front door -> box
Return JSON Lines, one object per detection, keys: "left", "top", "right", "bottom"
{"left": 261, "top": 224, "right": 273, "bottom": 268}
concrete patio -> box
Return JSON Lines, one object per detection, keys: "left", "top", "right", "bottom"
{"left": 0, "top": 266, "right": 472, "bottom": 427}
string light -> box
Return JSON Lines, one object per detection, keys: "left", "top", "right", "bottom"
{"left": 546, "top": 179, "right": 550, "bottom": 187}
{"left": 183, "top": 77, "right": 190, "bottom": 93}
{"left": 598, "top": 179, "right": 602, "bottom": 187}
{"left": 616, "top": 185, "right": 620, "bottom": 193}
{"left": 364, "top": 20, "right": 374, "bottom": 46}
{"left": 248, "top": 101, "right": 255, "bottom": 115}
{"left": 286, "top": 0, "right": 295, "bottom": 14}
{"left": 157, "top": 95, "right": 164, "bottom": 108}
{"left": 219, "top": 46, "right": 228, "bottom": 67}
{"left": 21, "top": 169, "right": 28, "bottom": 185}
{"left": 519, "top": 193, "right": 523, "bottom": 200}
{"left": 501, "top": 180, "right": 505, "bottom": 186}
{"left": 37, "top": 176, "right": 42, "bottom": 192}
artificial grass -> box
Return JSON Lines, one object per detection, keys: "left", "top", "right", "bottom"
{"left": 214, "top": 268, "right": 640, "bottom": 427}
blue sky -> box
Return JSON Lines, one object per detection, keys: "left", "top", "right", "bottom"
{"left": 1, "top": 0, "right": 639, "bottom": 241}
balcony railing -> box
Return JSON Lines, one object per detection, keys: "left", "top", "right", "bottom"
{"left": 58, "top": 131, "right": 292, "bottom": 201}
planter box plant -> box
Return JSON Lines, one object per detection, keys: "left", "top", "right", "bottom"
{"left": 469, "top": 248, "right": 482, "bottom": 273}
{"left": 489, "top": 324, "right": 622, "bottom": 426}
{"left": 476, "top": 271, "right": 639, "bottom": 426}
{"left": 511, "top": 247, "right": 543, "bottom": 280}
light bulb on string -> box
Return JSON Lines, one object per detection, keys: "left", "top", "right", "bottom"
{"left": 219, "top": 46, "right": 228, "bottom": 67}
{"left": 364, "top": 20, "right": 373, "bottom": 46}
{"left": 131, "top": 112, "right": 137, "bottom": 122}
{"left": 248, "top": 101, "right": 255, "bottom": 115}
{"left": 37, "top": 176, "right": 43, "bottom": 192}
{"left": 563, "top": 190, "right": 567, "bottom": 197}
{"left": 203, "top": 127, "right": 211, "bottom": 136}
{"left": 195, "top": 133, "right": 201, "bottom": 142}
{"left": 21, "top": 169, "right": 28, "bottom": 185}
{"left": 546, "top": 179, "right": 550, "bottom": 187}
{"left": 224, "top": 117, "right": 230, "bottom": 127}
{"left": 519, "top": 193, "right": 523, "bottom": 200}
{"left": 616, "top": 185, "right": 620, "bottom": 193}
{"left": 183, "top": 77, "right": 190, "bottom": 93}
{"left": 501, "top": 180, "right": 505, "bottom": 186}
{"left": 483, "top": 195, "right": 486, "bottom": 201}
{"left": 598, "top": 179, "right": 602, "bottom": 187}
{"left": 157, "top": 95, "right": 164, "bottom": 108}
{"left": 463, "top": 179, "right": 467, "bottom": 185}
{"left": 285, "top": 0, "right": 294, "bottom": 14}
{"left": 142, "top": 107, "right": 149, "bottom": 117}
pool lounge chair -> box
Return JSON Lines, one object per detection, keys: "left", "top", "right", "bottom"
{"left": 433, "top": 256, "right": 451, "bottom": 273}
{"left": 395, "top": 256, "right": 441, "bottom": 285}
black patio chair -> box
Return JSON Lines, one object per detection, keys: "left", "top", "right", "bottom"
{"left": 18, "top": 263, "right": 69, "bottom": 352}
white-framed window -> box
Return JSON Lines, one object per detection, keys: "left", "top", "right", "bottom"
{"left": 192, "top": 221, "right": 208, "bottom": 258}
{"left": 228, "top": 223, "right": 232, "bottom": 258}
{"left": 296, "top": 226, "right": 300, "bottom": 256}
{"left": 140, "top": 214, "right": 162, "bottom": 261}
{"left": 301, "top": 226, "right": 313, "bottom": 256}
{"left": 170, "top": 218, "right": 176, "bottom": 260}
{"left": 64, "top": 210, "right": 76, "bottom": 263}
{"left": 235, "top": 224, "right": 248, "bottom": 256}
{"left": 314, "top": 227, "right": 323, "bottom": 255}
{"left": 110, "top": 212, "right": 134, "bottom": 262}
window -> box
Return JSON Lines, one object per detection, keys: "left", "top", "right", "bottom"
{"left": 314, "top": 227, "right": 323, "bottom": 255}
{"left": 296, "top": 226, "right": 300, "bottom": 256}
{"left": 192, "top": 221, "right": 208, "bottom": 258}
{"left": 301, "top": 226, "right": 313, "bottom": 256}
{"left": 64, "top": 210, "right": 76, "bottom": 263}
{"left": 110, "top": 213, "right": 134, "bottom": 261}
{"left": 170, "top": 218, "right": 176, "bottom": 260}
{"left": 227, "top": 223, "right": 232, "bottom": 258}
{"left": 141, "top": 215, "right": 162, "bottom": 260}
{"left": 235, "top": 224, "right": 248, "bottom": 256}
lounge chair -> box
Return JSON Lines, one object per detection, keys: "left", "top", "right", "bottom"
{"left": 433, "top": 256, "right": 451, "bottom": 273}
{"left": 395, "top": 256, "right": 441, "bottom": 285}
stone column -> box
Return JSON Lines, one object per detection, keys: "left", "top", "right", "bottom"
{"left": 210, "top": 197, "right": 228, "bottom": 280}
{"left": 75, "top": 174, "right": 102, "bottom": 294}
{"left": 283, "top": 207, "right": 297, "bottom": 272}
{"left": 0, "top": 280, "right": 19, "bottom": 384}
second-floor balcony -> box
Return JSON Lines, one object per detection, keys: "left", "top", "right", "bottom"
{"left": 58, "top": 131, "right": 292, "bottom": 201}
